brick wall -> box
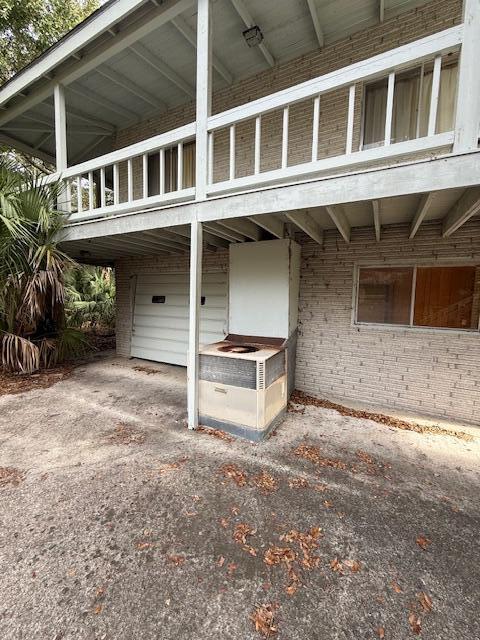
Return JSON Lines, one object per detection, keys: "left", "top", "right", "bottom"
{"left": 115, "top": 217, "right": 480, "bottom": 426}
{"left": 114, "top": 0, "right": 462, "bottom": 197}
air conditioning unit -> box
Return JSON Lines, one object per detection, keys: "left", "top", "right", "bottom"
{"left": 199, "top": 340, "right": 287, "bottom": 441}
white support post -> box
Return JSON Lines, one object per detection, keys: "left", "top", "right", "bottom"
{"left": 195, "top": 0, "right": 212, "bottom": 200}
{"left": 346, "top": 84, "right": 356, "bottom": 154}
{"left": 142, "top": 153, "right": 148, "bottom": 198}
{"left": 254, "top": 116, "right": 261, "bottom": 174}
{"left": 76, "top": 176, "right": 83, "bottom": 213}
{"left": 187, "top": 219, "right": 203, "bottom": 430}
{"left": 159, "top": 148, "right": 165, "bottom": 195}
{"left": 281, "top": 106, "right": 289, "bottom": 168}
{"left": 207, "top": 133, "right": 214, "bottom": 184}
{"left": 113, "top": 163, "right": 120, "bottom": 205}
{"left": 384, "top": 72, "right": 395, "bottom": 146}
{"left": 454, "top": 0, "right": 480, "bottom": 152}
{"left": 177, "top": 141, "right": 184, "bottom": 190}
{"left": 428, "top": 55, "right": 442, "bottom": 137}
{"left": 312, "top": 95, "right": 320, "bottom": 162}
{"left": 229, "top": 124, "right": 236, "bottom": 181}
{"left": 415, "top": 63, "right": 425, "bottom": 138}
{"left": 88, "top": 170, "right": 94, "bottom": 210}
{"left": 54, "top": 83, "right": 71, "bottom": 212}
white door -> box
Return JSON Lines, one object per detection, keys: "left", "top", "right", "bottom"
{"left": 131, "top": 271, "right": 228, "bottom": 366}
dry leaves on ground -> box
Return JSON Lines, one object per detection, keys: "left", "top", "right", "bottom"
{"left": 293, "top": 443, "right": 348, "bottom": 471}
{"left": 151, "top": 456, "right": 189, "bottom": 477}
{"left": 132, "top": 365, "right": 162, "bottom": 375}
{"left": 251, "top": 471, "right": 278, "bottom": 494}
{"left": 0, "top": 365, "right": 74, "bottom": 397}
{"left": 198, "top": 426, "right": 234, "bottom": 442}
{"left": 290, "top": 390, "right": 473, "bottom": 442}
{"left": 105, "top": 423, "right": 146, "bottom": 445}
{"left": 408, "top": 612, "right": 422, "bottom": 635}
{"left": 167, "top": 554, "right": 186, "bottom": 566}
{"left": 391, "top": 579, "right": 403, "bottom": 594}
{"left": 288, "top": 477, "right": 309, "bottom": 489}
{"left": 377, "top": 627, "right": 385, "bottom": 639}
{"left": 219, "top": 463, "right": 248, "bottom": 487}
{"left": 416, "top": 535, "right": 432, "bottom": 551}
{"left": 417, "top": 592, "right": 433, "bottom": 612}
{"left": 233, "top": 523, "right": 257, "bottom": 556}
{"left": 0, "top": 467, "right": 25, "bottom": 488}
{"left": 251, "top": 603, "right": 278, "bottom": 637}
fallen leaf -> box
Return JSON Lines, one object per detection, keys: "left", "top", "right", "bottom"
{"left": 330, "top": 557, "right": 344, "bottom": 574}
{"left": 0, "top": 467, "right": 25, "bottom": 488}
{"left": 250, "top": 603, "right": 278, "bottom": 637}
{"left": 198, "top": 426, "right": 234, "bottom": 442}
{"left": 288, "top": 477, "right": 309, "bottom": 489}
{"left": 93, "top": 604, "right": 102, "bottom": 615}
{"left": 416, "top": 536, "right": 431, "bottom": 550}
{"left": 344, "top": 559, "right": 361, "bottom": 573}
{"left": 408, "top": 613, "right": 421, "bottom": 634}
{"left": 167, "top": 554, "right": 185, "bottom": 566}
{"left": 233, "top": 523, "right": 256, "bottom": 546}
{"left": 220, "top": 517, "right": 230, "bottom": 528}
{"left": 264, "top": 546, "right": 296, "bottom": 566}
{"left": 417, "top": 591, "right": 433, "bottom": 612}
{"left": 218, "top": 556, "right": 225, "bottom": 567}
{"left": 231, "top": 506, "right": 240, "bottom": 515}
{"left": 323, "top": 500, "right": 333, "bottom": 508}
{"left": 251, "top": 471, "right": 278, "bottom": 494}
{"left": 377, "top": 627, "right": 385, "bottom": 639}
{"left": 391, "top": 579, "right": 402, "bottom": 594}
{"left": 293, "top": 444, "right": 348, "bottom": 470}
{"left": 219, "top": 464, "right": 248, "bottom": 487}
{"left": 136, "top": 542, "right": 153, "bottom": 550}
{"left": 227, "top": 562, "right": 237, "bottom": 575}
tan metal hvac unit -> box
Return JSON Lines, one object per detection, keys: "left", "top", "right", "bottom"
{"left": 199, "top": 340, "right": 287, "bottom": 441}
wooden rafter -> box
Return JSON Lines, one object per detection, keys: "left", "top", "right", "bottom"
{"left": 229, "top": 0, "right": 275, "bottom": 68}
{"left": 326, "top": 205, "right": 350, "bottom": 243}
{"left": 372, "top": 199, "right": 381, "bottom": 242}
{"left": 285, "top": 211, "right": 323, "bottom": 245}
{"left": 442, "top": 187, "right": 480, "bottom": 237}
{"left": 409, "top": 192, "right": 436, "bottom": 239}
{"left": 306, "top": 0, "right": 324, "bottom": 48}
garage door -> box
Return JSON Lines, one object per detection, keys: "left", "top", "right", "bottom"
{"left": 131, "top": 272, "right": 228, "bottom": 366}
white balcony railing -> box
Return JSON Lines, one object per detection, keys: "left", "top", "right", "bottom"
{"left": 57, "top": 24, "right": 467, "bottom": 223}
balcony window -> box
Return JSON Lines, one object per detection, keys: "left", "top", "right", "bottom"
{"left": 356, "top": 265, "right": 480, "bottom": 330}
{"left": 148, "top": 141, "right": 196, "bottom": 195}
{"left": 362, "top": 62, "right": 458, "bottom": 148}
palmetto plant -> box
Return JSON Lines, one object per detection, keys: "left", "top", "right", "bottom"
{"left": 0, "top": 158, "right": 89, "bottom": 373}
{"left": 66, "top": 266, "right": 116, "bottom": 331}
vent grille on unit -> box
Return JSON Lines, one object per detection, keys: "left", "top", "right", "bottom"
{"left": 257, "top": 362, "right": 265, "bottom": 390}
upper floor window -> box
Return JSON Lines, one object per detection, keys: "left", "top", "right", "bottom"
{"left": 356, "top": 265, "right": 480, "bottom": 331}
{"left": 362, "top": 61, "right": 458, "bottom": 148}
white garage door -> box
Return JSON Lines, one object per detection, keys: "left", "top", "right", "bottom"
{"left": 131, "top": 271, "right": 228, "bottom": 366}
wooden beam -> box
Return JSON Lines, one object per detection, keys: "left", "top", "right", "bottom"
{"left": 248, "top": 214, "right": 284, "bottom": 238}
{"left": 306, "top": 0, "right": 324, "bottom": 48}
{"left": 409, "top": 192, "right": 436, "bottom": 239}
{"left": 0, "top": 0, "right": 192, "bottom": 126}
{"left": 204, "top": 221, "right": 246, "bottom": 242}
{"left": 326, "top": 205, "right": 350, "bottom": 243}
{"left": 0, "top": 132, "right": 54, "bottom": 164}
{"left": 372, "top": 199, "right": 381, "bottom": 242}
{"left": 130, "top": 42, "right": 195, "bottom": 98}
{"left": 187, "top": 220, "right": 202, "bottom": 429}
{"left": 286, "top": 211, "right": 323, "bottom": 245}
{"left": 66, "top": 84, "right": 138, "bottom": 121}
{"left": 442, "top": 187, "right": 480, "bottom": 237}
{"left": 95, "top": 66, "right": 166, "bottom": 110}
{"left": 218, "top": 217, "right": 262, "bottom": 241}
{"left": 140, "top": 230, "right": 188, "bottom": 252}
{"left": 230, "top": 0, "right": 275, "bottom": 68}
{"left": 171, "top": 16, "right": 233, "bottom": 85}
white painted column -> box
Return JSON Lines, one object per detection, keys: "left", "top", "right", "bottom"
{"left": 187, "top": 219, "right": 203, "bottom": 430}
{"left": 454, "top": 0, "right": 480, "bottom": 152}
{"left": 54, "top": 83, "right": 71, "bottom": 212}
{"left": 195, "top": 0, "right": 212, "bottom": 200}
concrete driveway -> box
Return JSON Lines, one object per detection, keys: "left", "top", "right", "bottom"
{"left": 0, "top": 355, "right": 479, "bottom": 640}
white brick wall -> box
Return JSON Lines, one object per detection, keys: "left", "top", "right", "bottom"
{"left": 115, "top": 218, "right": 480, "bottom": 426}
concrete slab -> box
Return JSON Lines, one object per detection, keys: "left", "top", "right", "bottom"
{"left": 0, "top": 355, "right": 479, "bottom": 639}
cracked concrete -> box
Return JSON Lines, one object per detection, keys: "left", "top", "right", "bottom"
{"left": 0, "top": 355, "right": 479, "bottom": 639}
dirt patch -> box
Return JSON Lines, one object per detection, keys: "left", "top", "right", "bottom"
{"left": 132, "top": 365, "right": 163, "bottom": 375}
{"left": 0, "top": 467, "right": 25, "bottom": 488}
{"left": 198, "top": 426, "right": 234, "bottom": 442}
{"left": 104, "top": 423, "right": 146, "bottom": 445}
{"left": 87, "top": 333, "right": 116, "bottom": 352}
{"left": 0, "top": 365, "right": 74, "bottom": 397}
{"left": 290, "top": 391, "right": 474, "bottom": 442}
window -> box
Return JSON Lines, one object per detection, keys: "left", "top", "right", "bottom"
{"left": 148, "top": 141, "right": 196, "bottom": 196}
{"left": 356, "top": 265, "right": 480, "bottom": 331}
{"left": 362, "top": 61, "right": 458, "bottom": 148}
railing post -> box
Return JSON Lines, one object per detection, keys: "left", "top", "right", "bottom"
{"left": 54, "top": 83, "right": 71, "bottom": 212}
{"left": 195, "top": 0, "right": 212, "bottom": 200}
{"left": 187, "top": 219, "right": 203, "bottom": 430}
{"left": 454, "top": 0, "right": 480, "bottom": 152}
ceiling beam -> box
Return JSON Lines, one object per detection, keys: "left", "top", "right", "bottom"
{"left": 248, "top": 214, "right": 284, "bottom": 238}
{"left": 141, "top": 230, "right": 188, "bottom": 252}
{"left": 409, "top": 192, "right": 436, "bottom": 239}
{"left": 109, "top": 234, "right": 178, "bottom": 254}
{"left": 33, "top": 131, "right": 53, "bottom": 150}
{"left": 67, "top": 84, "right": 138, "bottom": 121}
{"left": 171, "top": 16, "right": 233, "bottom": 86}
{"left": 442, "top": 187, "right": 480, "bottom": 237}
{"left": 0, "top": 0, "right": 193, "bottom": 126}
{"left": 0, "top": 132, "right": 55, "bottom": 164}
{"left": 229, "top": 0, "right": 275, "bottom": 68}
{"left": 306, "top": 0, "right": 324, "bottom": 48}
{"left": 69, "top": 135, "right": 109, "bottom": 165}
{"left": 372, "top": 199, "right": 381, "bottom": 242}
{"left": 285, "top": 211, "right": 323, "bottom": 244}
{"left": 173, "top": 224, "right": 229, "bottom": 250}
{"left": 218, "top": 217, "right": 262, "bottom": 241}
{"left": 204, "top": 221, "right": 246, "bottom": 242}
{"left": 2, "top": 122, "right": 111, "bottom": 136}
{"left": 95, "top": 66, "right": 166, "bottom": 111}
{"left": 326, "top": 205, "right": 350, "bottom": 243}
{"left": 130, "top": 42, "right": 195, "bottom": 99}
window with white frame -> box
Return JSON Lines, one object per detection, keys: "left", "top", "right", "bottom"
{"left": 355, "top": 265, "right": 480, "bottom": 331}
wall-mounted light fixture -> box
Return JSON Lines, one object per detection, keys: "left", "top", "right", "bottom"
{"left": 243, "top": 25, "right": 264, "bottom": 48}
